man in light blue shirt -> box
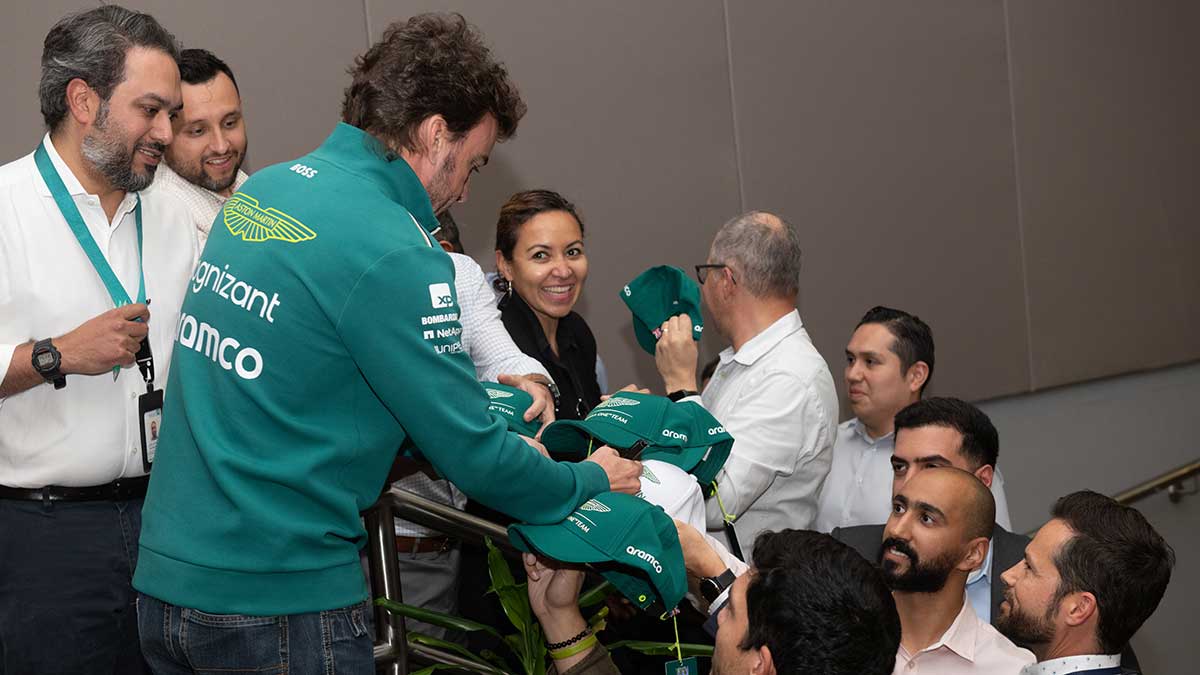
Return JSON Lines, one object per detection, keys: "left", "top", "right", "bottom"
{"left": 816, "top": 306, "right": 1013, "bottom": 532}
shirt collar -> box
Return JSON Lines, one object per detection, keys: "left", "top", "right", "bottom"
{"left": 934, "top": 593, "right": 983, "bottom": 662}
{"left": 40, "top": 133, "right": 139, "bottom": 219}
{"left": 729, "top": 309, "right": 804, "bottom": 366}
{"left": 309, "top": 123, "right": 438, "bottom": 235}
{"left": 966, "top": 537, "right": 995, "bottom": 587}
{"left": 851, "top": 417, "right": 895, "bottom": 444}
{"left": 39, "top": 133, "right": 87, "bottom": 197}
{"left": 900, "top": 593, "right": 982, "bottom": 664}
{"left": 1020, "top": 654, "right": 1122, "bottom": 675}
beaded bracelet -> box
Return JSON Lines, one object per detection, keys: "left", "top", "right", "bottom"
{"left": 546, "top": 626, "right": 590, "bottom": 651}
{"left": 549, "top": 634, "right": 598, "bottom": 661}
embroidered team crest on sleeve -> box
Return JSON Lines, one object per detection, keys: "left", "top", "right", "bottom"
{"left": 223, "top": 193, "right": 317, "bottom": 243}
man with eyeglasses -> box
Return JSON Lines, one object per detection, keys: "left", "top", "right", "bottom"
{"left": 652, "top": 211, "right": 837, "bottom": 563}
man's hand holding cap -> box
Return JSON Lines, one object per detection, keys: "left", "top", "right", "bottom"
{"left": 655, "top": 313, "right": 700, "bottom": 394}
{"left": 584, "top": 446, "right": 641, "bottom": 494}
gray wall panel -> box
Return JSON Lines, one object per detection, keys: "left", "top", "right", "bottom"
{"left": 726, "top": 0, "right": 1030, "bottom": 407}
{"left": 1007, "top": 0, "right": 1199, "bottom": 389}
{"left": 366, "top": 1, "right": 742, "bottom": 390}
{"left": 0, "top": 1, "right": 368, "bottom": 172}
{"left": 979, "top": 361, "right": 1200, "bottom": 673}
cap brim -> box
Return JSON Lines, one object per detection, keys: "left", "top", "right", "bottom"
{"left": 509, "top": 510, "right": 685, "bottom": 611}
{"left": 640, "top": 444, "right": 708, "bottom": 474}
{"left": 541, "top": 418, "right": 648, "bottom": 457}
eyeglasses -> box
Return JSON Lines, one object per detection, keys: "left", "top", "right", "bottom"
{"left": 694, "top": 263, "right": 735, "bottom": 285}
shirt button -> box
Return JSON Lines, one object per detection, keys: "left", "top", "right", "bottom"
{"left": 907, "top": 661, "right": 916, "bottom": 669}
{"left": 856, "top": 477, "right": 863, "bottom": 484}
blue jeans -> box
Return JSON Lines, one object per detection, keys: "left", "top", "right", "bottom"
{"left": 137, "top": 594, "right": 374, "bottom": 674}
{"left": 0, "top": 496, "right": 146, "bottom": 675}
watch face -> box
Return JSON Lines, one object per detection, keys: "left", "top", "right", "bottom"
{"left": 36, "top": 352, "right": 55, "bottom": 368}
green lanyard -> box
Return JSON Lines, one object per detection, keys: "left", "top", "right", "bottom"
{"left": 33, "top": 140, "right": 145, "bottom": 308}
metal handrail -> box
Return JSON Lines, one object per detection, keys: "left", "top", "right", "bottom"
{"left": 368, "top": 489, "right": 522, "bottom": 674}
{"left": 1111, "top": 458, "right": 1200, "bottom": 506}
{"left": 365, "top": 496, "right": 406, "bottom": 675}
{"left": 389, "top": 489, "right": 519, "bottom": 554}
{"left": 1024, "top": 457, "right": 1199, "bottom": 536}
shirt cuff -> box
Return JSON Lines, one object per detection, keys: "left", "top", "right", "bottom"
{"left": 0, "top": 342, "right": 17, "bottom": 404}
{"left": 702, "top": 531, "right": 750, "bottom": 616}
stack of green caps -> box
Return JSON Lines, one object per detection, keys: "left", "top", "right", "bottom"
{"left": 541, "top": 391, "right": 733, "bottom": 496}
{"left": 481, "top": 381, "right": 541, "bottom": 438}
{"left": 509, "top": 492, "right": 686, "bottom": 611}
{"left": 620, "top": 265, "right": 704, "bottom": 355}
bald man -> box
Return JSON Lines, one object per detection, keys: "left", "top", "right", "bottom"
{"left": 651, "top": 211, "right": 837, "bottom": 562}
{"left": 882, "top": 467, "right": 1034, "bottom": 674}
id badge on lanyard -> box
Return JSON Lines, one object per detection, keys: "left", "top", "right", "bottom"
{"left": 34, "top": 140, "right": 162, "bottom": 469}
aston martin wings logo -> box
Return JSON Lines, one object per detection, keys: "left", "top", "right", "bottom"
{"left": 579, "top": 499, "right": 611, "bottom": 513}
{"left": 597, "top": 397, "right": 640, "bottom": 409}
{"left": 223, "top": 193, "right": 317, "bottom": 243}
{"left": 487, "top": 389, "right": 515, "bottom": 399}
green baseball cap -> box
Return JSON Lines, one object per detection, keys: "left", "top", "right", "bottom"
{"left": 481, "top": 382, "right": 541, "bottom": 438}
{"left": 620, "top": 266, "right": 704, "bottom": 355}
{"left": 509, "top": 492, "right": 686, "bottom": 611}
{"left": 540, "top": 392, "right": 733, "bottom": 494}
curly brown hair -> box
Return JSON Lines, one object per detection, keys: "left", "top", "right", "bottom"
{"left": 341, "top": 13, "right": 526, "bottom": 152}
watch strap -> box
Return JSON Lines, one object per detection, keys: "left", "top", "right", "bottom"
{"left": 701, "top": 568, "right": 737, "bottom": 604}
{"left": 32, "top": 338, "right": 66, "bottom": 389}
{"left": 531, "top": 376, "right": 561, "bottom": 404}
{"left": 667, "top": 389, "right": 699, "bottom": 402}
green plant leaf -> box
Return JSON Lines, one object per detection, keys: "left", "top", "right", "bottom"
{"left": 607, "top": 640, "right": 715, "bottom": 658}
{"left": 408, "top": 631, "right": 496, "bottom": 669}
{"left": 374, "top": 598, "right": 502, "bottom": 639}
{"left": 577, "top": 580, "right": 616, "bottom": 608}
{"left": 484, "top": 538, "right": 544, "bottom": 673}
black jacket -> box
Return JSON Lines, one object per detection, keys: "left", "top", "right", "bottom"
{"left": 831, "top": 522, "right": 1028, "bottom": 622}
{"left": 498, "top": 290, "right": 601, "bottom": 421}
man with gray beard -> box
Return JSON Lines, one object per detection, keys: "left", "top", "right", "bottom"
{"left": 0, "top": 5, "right": 196, "bottom": 673}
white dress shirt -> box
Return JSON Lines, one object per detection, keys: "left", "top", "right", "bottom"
{"left": 814, "top": 417, "right": 1014, "bottom": 532}
{"left": 392, "top": 252, "right": 550, "bottom": 537}
{"left": 148, "top": 161, "right": 247, "bottom": 249}
{"left": 690, "top": 310, "right": 839, "bottom": 563}
{"left": 894, "top": 593, "right": 1035, "bottom": 674}
{"left": 0, "top": 135, "right": 198, "bottom": 487}
{"left": 1020, "top": 654, "right": 1121, "bottom": 675}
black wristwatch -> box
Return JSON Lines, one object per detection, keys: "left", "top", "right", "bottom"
{"left": 667, "top": 389, "right": 699, "bottom": 402}
{"left": 700, "top": 568, "right": 737, "bottom": 604}
{"left": 32, "top": 338, "right": 66, "bottom": 390}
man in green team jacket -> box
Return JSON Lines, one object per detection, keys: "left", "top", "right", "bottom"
{"left": 133, "top": 14, "right": 642, "bottom": 673}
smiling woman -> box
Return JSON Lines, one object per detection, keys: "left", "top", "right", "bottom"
{"left": 494, "top": 189, "right": 600, "bottom": 420}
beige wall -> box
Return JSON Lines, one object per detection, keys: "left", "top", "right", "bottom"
{"left": 3, "top": 1, "right": 1195, "bottom": 403}
{"left": 3, "top": 1, "right": 1197, "bottom": 668}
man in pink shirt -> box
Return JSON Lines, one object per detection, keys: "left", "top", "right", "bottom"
{"left": 882, "top": 467, "right": 1034, "bottom": 674}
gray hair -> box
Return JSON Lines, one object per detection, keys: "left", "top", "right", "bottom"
{"left": 39, "top": 5, "right": 179, "bottom": 131}
{"left": 710, "top": 211, "right": 802, "bottom": 299}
